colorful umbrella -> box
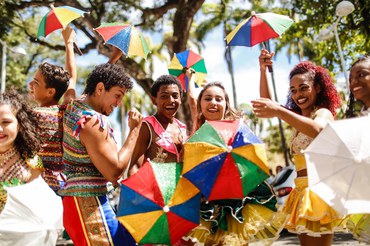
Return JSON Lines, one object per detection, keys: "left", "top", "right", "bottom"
{"left": 95, "top": 23, "right": 150, "bottom": 60}
{"left": 183, "top": 119, "right": 270, "bottom": 201}
{"left": 305, "top": 116, "right": 370, "bottom": 216}
{"left": 225, "top": 11, "right": 294, "bottom": 47}
{"left": 37, "top": 5, "right": 87, "bottom": 55}
{"left": 117, "top": 160, "right": 201, "bottom": 245}
{"left": 168, "top": 49, "right": 207, "bottom": 91}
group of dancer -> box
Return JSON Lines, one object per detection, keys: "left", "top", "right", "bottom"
{"left": 0, "top": 22, "right": 369, "bottom": 246}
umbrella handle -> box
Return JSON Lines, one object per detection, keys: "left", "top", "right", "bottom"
{"left": 268, "top": 65, "right": 273, "bottom": 73}
{"left": 73, "top": 42, "right": 83, "bottom": 56}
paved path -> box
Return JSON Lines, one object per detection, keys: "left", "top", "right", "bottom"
{"left": 251, "top": 231, "right": 367, "bottom": 246}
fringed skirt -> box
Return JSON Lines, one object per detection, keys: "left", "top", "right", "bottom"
{"left": 282, "top": 177, "right": 347, "bottom": 236}
{"left": 183, "top": 182, "right": 287, "bottom": 246}
{"left": 63, "top": 195, "right": 136, "bottom": 246}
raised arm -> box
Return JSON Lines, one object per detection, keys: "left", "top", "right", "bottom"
{"left": 259, "top": 49, "right": 274, "bottom": 99}
{"left": 251, "top": 98, "right": 332, "bottom": 138}
{"left": 62, "top": 26, "right": 77, "bottom": 104}
{"left": 185, "top": 68, "right": 198, "bottom": 134}
{"left": 80, "top": 108, "right": 143, "bottom": 183}
{"left": 108, "top": 46, "right": 123, "bottom": 64}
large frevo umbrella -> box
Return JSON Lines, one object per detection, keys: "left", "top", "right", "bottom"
{"left": 225, "top": 11, "right": 294, "bottom": 47}
{"left": 0, "top": 177, "right": 63, "bottom": 244}
{"left": 117, "top": 160, "right": 201, "bottom": 245}
{"left": 183, "top": 119, "right": 270, "bottom": 201}
{"left": 168, "top": 49, "right": 207, "bottom": 91}
{"left": 305, "top": 116, "right": 370, "bottom": 216}
{"left": 37, "top": 5, "right": 87, "bottom": 55}
{"left": 95, "top": 23, "right": 150, "bottom": 60}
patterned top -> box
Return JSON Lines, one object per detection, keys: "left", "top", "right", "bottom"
{"left": 58, "top": 100, "right": 114, "bottom": 197}
{"left": 290, "top": 108, "right": 333, "bottom": 158}
{"left": 144, "top": 116, "right": 187, "bottom": 163}
{"left": 35, "top": 105, "right": 66, "bottom": 192}
{"left": 0, "top": 147, "right": 43, "bottom": 213}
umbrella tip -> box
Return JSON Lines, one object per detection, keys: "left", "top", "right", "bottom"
{"left": 251, "top": 11, "right": 256, "bottom": 16}
{"left": 163, "top": 205, "right": 170, "bottom": 213}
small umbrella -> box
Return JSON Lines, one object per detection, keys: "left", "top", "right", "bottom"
{"left": 182, "top": 119, "right": 270, "bottom": 201}
{"left": 0, "top": 177, "right": 63, "bottom": 244}
{"left": 305, "top": 116, "right": 370, "bottom": 216}
{"left": 37, "top": 5, "right": 87, "bottom": 55}
{"left": 225, "top": 11, "right": 293, "bottom": 72}
{"left": 168, "top": 49, "right": 207, "bottom": 91}
{"left": 95, "top": 23, "right": 150, "bottom": 60}
{"left": 117, "top": 160, "right": 201, "bottom": 245}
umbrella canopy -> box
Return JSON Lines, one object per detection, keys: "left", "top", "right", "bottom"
{"left": 182, "top": 119, "right": 270, "bottom": 201}
{"left": 0, "top": 177, "right": 63, "bottom": 244}
{"left": 168, "top": 49, "right": 207, "bottom": 91}
{"left": 117, "top": 160, "right": 201, "bottom": 245}
{"left": 225, "top": 11, "right": 294, "bottom": 47}
{"left": 37, "top": 6, "right": 87, "bottom": 38}
{"left": 305, "top": 116, "right": 370, "bottom": 216}
{"left": 95, "top": 23, "right": 150, "bottom": 59}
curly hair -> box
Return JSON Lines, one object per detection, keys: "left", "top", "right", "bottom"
{"left": 38, "top": 62, "right": 70, "bottom": 101}
{"left": 150, "top": 75, "right": 183, "bottom": 97}
{"left": 345, "top": 54, "right": 370, "bottom": 118}
{"left": 0, "top": 90, "right": 42, "bottom": 159}
{"left": 195, "top": 82, "right": 243, "bottom": 130}
{"left": 83, "top": 63, "right": 133, "bottom": 95}
{"left": 285, "top": 61, "right": 341, "bottom": 117}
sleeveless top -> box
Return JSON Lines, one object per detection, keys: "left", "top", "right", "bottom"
{"left": 35, "top": 105, "right": 66, "bottom": 192}
{"left": 290, "top": 108, "right": 333, "bottom": 171}
{"left": 0, "top": 147, "right": 43, "bottom": 213}
{"left": 144, "top": 116, "right": 187, "bottom": 163}
{"left": 58, "top": 100, "right": 114, "bottom": 197}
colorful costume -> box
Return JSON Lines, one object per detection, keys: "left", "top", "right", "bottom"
{"left": 182, "top": 120, "right": 286, "bottom": 246}
{"left": 35, "top": 105, "right": 66, "bottom": 192}
{"left": 59, "top": 100, "right": 135, "bottom": 246}
{"left": 0, "top": 147, "right": 63, "bottom": 245}
{"left": 143, "top": 116, "right": 187, "bottom": 163}
{"left": 283, "top": 108, "right": 346, "bottom": 236}
{"left": 346, "top": 108, "right": 370, "bottom": 244}
{"left": 184, "top": 181, "right": 286, "bottom": 246}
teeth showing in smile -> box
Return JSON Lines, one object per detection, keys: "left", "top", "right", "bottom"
{"left": 352, "top": 86, "right": 362, "bottom": 92}
{"left": 208, "top": 108, "right": 218, "bottom": 112}
{"left": 297, "top": 98, "right": 307, "bottom": 104}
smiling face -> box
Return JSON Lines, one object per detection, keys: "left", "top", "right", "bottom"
{"left": 0, "top": 104, "right": 18, "bottom": 153}
{"left": 100, "top": 85, "right": 127, "bottom": 116}
{"left": 350, "top": 59, "right": 370, "bottom": 108}
{"left": 153, "top": 84, "right": 181, "bottom": 121}
{"left": 289, "top": 73, "right": 320, "bottom": 116}
{"left": 200, "top": 85, "right": 226, "bottom": 121}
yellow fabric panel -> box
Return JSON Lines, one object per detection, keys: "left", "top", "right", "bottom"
{"left": 54, "top": 8, "right": 81, "bottom": 27}
{"left": 168, "top": 56, "right": 183, "bottom": 70}
{"left": 127, "top": 27, "right": 145, "bottom": 58}
{"left": 183, "top": 142, "right": 225, "bottom": 173}
{"left": 168, "top": 178, "right": 199, "bottom": 206}
{"left": 232, "top": 144, "right": 269, "bottom": 174}
{"left": 292, "top": 154, "right": 306, "bottom": 171}
{"left": 117, "top": 210, "right": 163, "bottom": 242}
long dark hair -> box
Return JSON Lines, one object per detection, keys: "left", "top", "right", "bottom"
{"left": 0, "top": 90, "right": 42, "bottom": 158}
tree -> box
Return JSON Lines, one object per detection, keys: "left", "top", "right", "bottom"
{"left": 2, "top": 0, "right": 205, "bottom": 128}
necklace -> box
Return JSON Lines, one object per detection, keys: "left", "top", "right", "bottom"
{"left": 0, "top": 147, "right": 18, "bottom": 167}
